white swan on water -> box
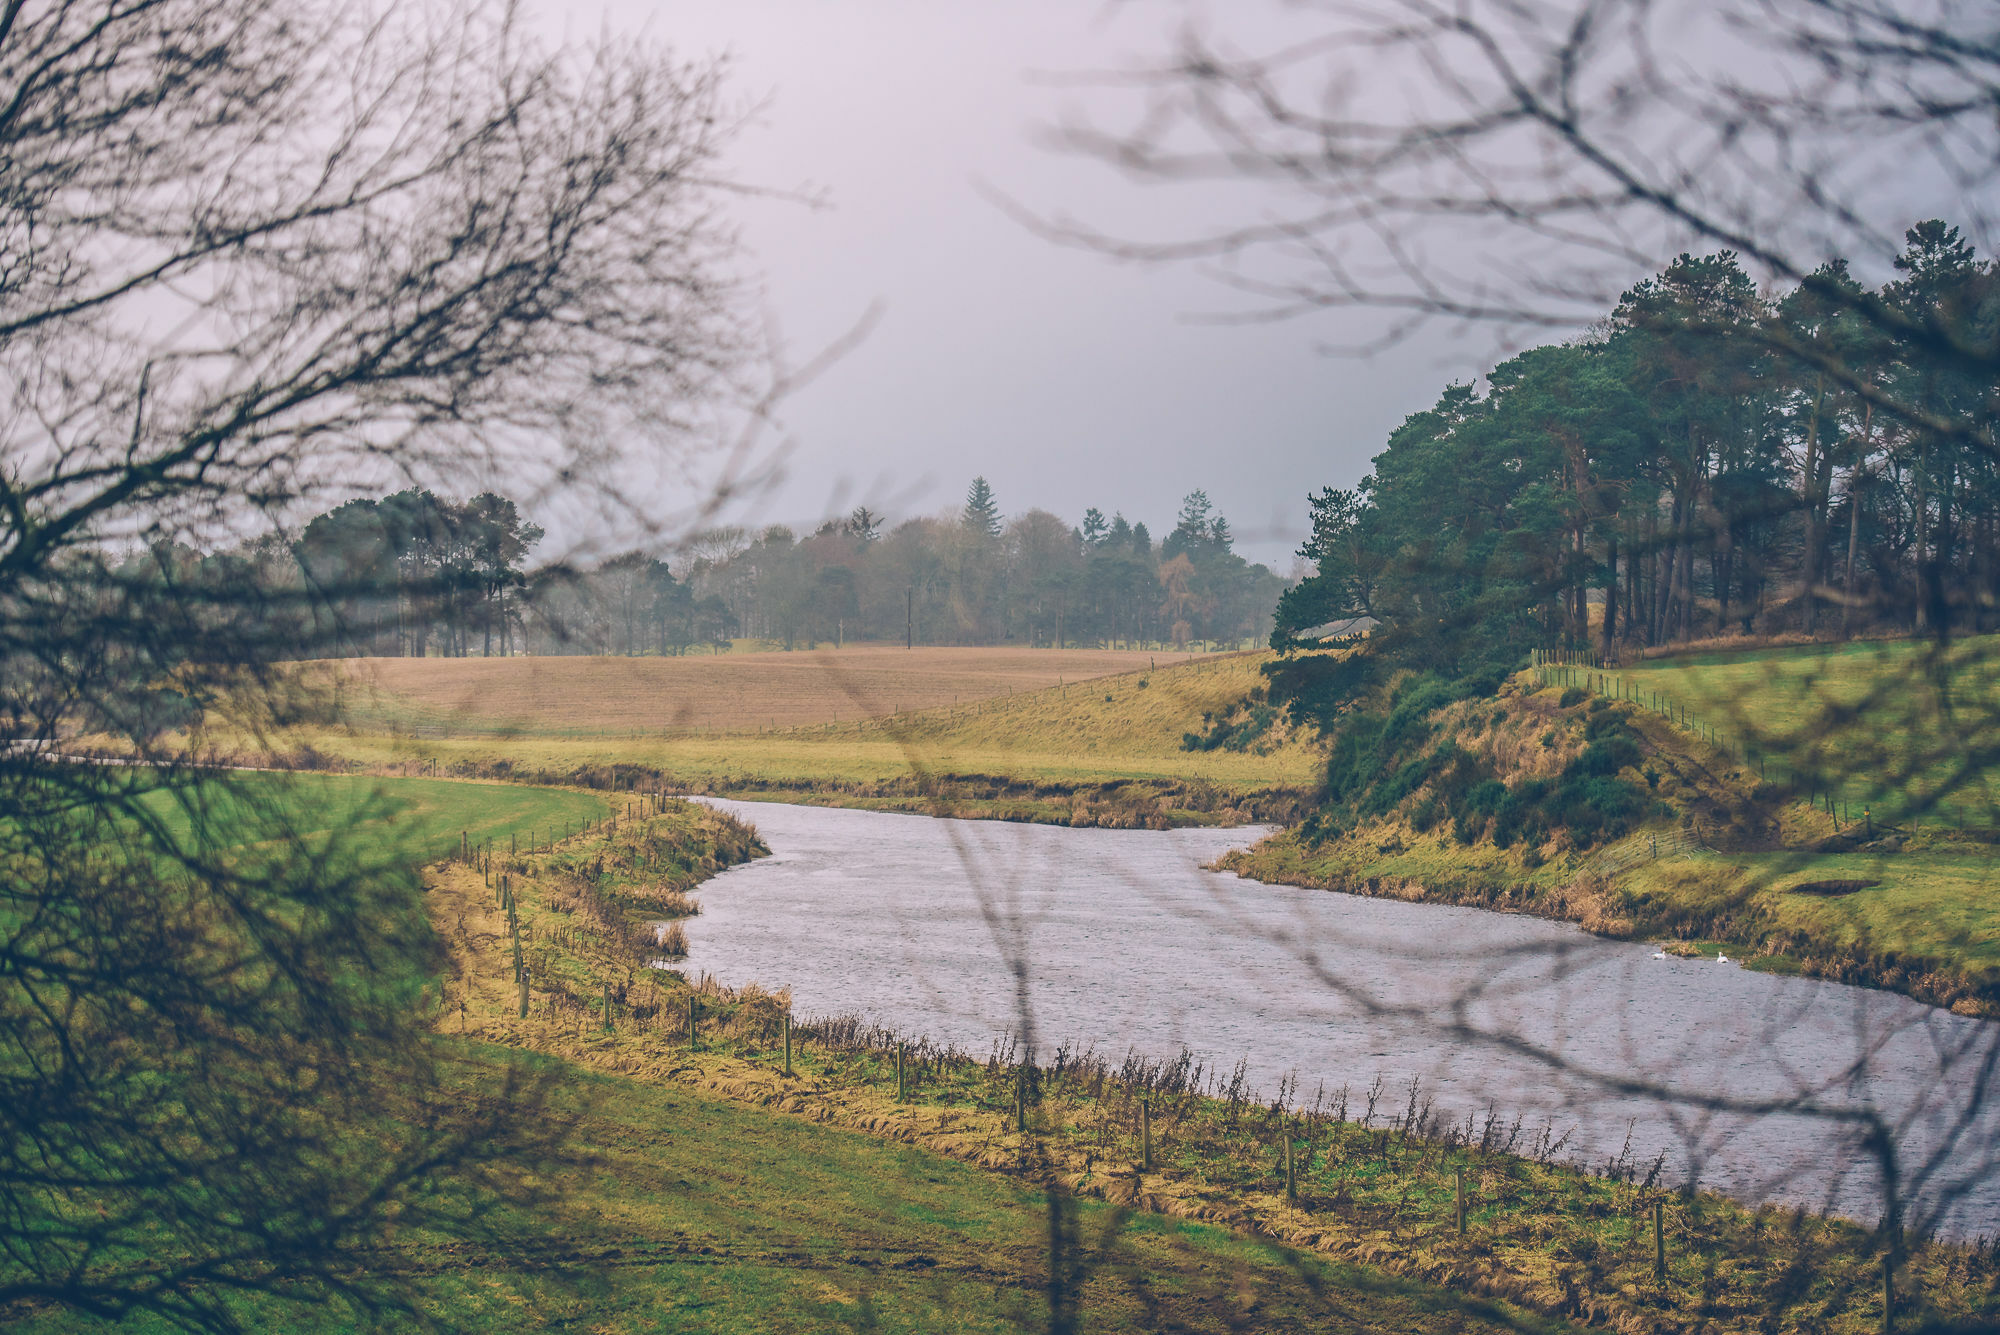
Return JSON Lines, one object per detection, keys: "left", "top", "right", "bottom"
{"left": 1717, "top": 953, "right": 1733, "bottom": 964}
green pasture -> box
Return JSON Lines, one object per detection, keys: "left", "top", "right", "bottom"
{"left": 17, "top": 1046, "right": 1573, "bottom": 1335}
{"left": 132, "top": 771, "right": 610, "bottom": 865}
{"left": 1616, "top": 637, "right": 2000, "bottom": 825}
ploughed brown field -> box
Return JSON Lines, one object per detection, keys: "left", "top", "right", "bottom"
{"left": 333, "top": 645, "right": 1203, "bottom": 735}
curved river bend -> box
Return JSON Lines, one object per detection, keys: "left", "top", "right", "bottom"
{"left": 683, "top": 800, "right": 2000, "bottom": 1236}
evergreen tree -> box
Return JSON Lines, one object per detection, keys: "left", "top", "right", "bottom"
{"left": 963, "top": 477, "right": 1002, "bottom": 538}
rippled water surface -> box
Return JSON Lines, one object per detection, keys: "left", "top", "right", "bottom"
{"left": 684, "top": 800, "right": 2000, "bottom": 1234}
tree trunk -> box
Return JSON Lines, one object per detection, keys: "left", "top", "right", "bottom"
{"left": 1601, "top": 532, "right": 1619, "bottom": 657}
{"left": 1801, "top": 377, "right": 1826, "bottom": 635}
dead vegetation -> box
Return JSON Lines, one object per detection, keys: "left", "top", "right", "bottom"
{"left": 330, "top": 645, "right": 1205, "bottom": 735}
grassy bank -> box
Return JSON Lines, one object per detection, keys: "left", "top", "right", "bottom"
{"left": 413, "top": 814, "right": 1997, "bottom": 1335}
{"left": 1224, "top": 644, "right": 2000, "bottom": 1016}
{"left": 1603, "top": 637, "right": 1998, "bottom": 828}
{"left": 18, "top": 790, "right": 1578, "bottom": 1334}
{"left": 15, "top": 1038, "right": 1575, "bottom": 1335}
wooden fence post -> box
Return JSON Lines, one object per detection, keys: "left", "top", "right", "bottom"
{"left": 1140, "top": 1098, "right": 1152, "bottom": 1171}
{"left": 687, "top": 994, "right": 697, "bottom": 1051}
{"left": 783, "top": 1012, "right": 793, "bottom": 1077}
{"left": 1654, "top": 1200, "right": 1666, "bottom": 1282}
{"left": 1284, "top": 1126, "right": 1296, "bottom": 1202}
{"left": 1456, "top": 1164, "right": 1467, "bottom": 1234}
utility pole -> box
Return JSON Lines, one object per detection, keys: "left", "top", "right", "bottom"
{"left": 906, "top": 587, "right": 913, "bottom": 649}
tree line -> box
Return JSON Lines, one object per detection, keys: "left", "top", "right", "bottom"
{"left": 138, "top": 479, "right": 1290, "bottom": 658}
{"left": 685, "top": 480, "right": 1287, "bottom": 651}
{"left": 1276, "top": 221, "right": 2000, "bottom": 689}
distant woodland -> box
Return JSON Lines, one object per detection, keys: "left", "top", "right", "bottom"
{"left": 1277, "top": 222, "right": 2000, "bottom": 673}
{"left": 135, "top": 481, "right": 1288, "bottom": 657}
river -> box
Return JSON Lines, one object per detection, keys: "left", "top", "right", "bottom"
{"left": 682, "top": 799, "right": 2000, "bottom": 1237}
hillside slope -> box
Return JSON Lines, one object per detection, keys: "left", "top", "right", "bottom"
{"left": 1224, "top": 652, "right": 2000, "bottom": 1016}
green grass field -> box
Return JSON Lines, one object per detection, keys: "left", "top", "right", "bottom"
{"left": 15, "top": 1043, "right": 1577, "bottom": 1335}
{"left": 134, "top": 771, "right": 611, "bottom": 864}
{"left": 1618, "top": 636, "right": 2000, "bottom": 824}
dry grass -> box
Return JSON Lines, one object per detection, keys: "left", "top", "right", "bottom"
{"left": 322, "top": 645, "right": 1207, "bottom": 736}
{"left": 242, "top": 651, "right": 1325, "bottom": 813}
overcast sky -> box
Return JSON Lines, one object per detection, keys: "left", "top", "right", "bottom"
{"left": 551, "top": 1, "right": 1497, "bottom": 568}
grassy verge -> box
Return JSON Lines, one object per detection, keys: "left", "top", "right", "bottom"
{"left": 1605, "top": 637, "right": 2000, "bottom": 829}
{"left": 421, "top": 814, "right": 1998, "bottom": 1335}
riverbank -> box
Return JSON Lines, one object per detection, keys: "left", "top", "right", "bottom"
{"left": 1221, "top": 828, "right": 2000, "bottom": 1017}
{"left": 1220, "top": 656, "right": 2000, "bottom": 1019}
{"left": 407, "top": 801, "right": 1582, "bottom": 1334}
{"left": 194, "top": 638, "right": 1999, "bottom": 1014}
{"left": 424, "top": 811, "right": 1998, "bottom": 1334}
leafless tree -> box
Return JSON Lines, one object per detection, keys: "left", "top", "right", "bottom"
{"left": 0, "top": 0, "right": 757, "bottom": 1325}
{"left": 977, "top": 0, "right": 2000, "bottom": 1311}
{"left": 1043, "top": 1, "right": 1994, "bottom": 371}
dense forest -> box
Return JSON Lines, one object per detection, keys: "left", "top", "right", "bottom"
{"left": 1263, "top": 220, "right": 2000, "bottom": 848}
{"left": 139, "top": 481, "right": 1288, "bottom": 657}
{"left": 1276, "top": 221, "right": 2000, "bottom": 681}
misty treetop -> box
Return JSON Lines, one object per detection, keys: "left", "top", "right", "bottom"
{"left": 157, "top": 482, "right": 1289, "bottom": 656}
{"left": 1275, "top": 222, "right": 2000, "bottom": 704}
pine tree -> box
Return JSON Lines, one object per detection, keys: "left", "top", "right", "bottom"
{"left": 964, "top": 476, "right": 1002, "bottom": 538}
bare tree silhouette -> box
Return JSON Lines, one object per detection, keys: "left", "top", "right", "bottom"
{"left": 0, "top": 0, "right": 760, "bottom": 1325}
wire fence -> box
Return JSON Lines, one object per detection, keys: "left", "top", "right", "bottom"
{"left": 1530, "top": 647, "right": 1980, "bottom": 835}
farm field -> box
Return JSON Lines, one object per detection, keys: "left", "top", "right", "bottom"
{"left": 325, "top": 644, "right": 1207, "bottom": 735}
{"left": 272, "top": 650, "right": 1325, "bottom": 814}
